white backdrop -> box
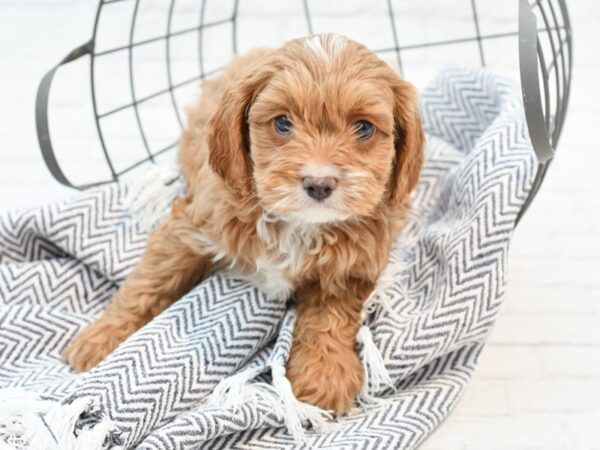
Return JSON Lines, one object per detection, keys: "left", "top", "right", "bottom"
{"left": 0, "top": 1, "right": 599, "bottom": 448}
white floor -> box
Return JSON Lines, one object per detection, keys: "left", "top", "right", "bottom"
{"left": 0, "top": 1, "right": 599, "bottom": 449}
{"left": 421, "top": 3, "right": 600, "bottom": 447}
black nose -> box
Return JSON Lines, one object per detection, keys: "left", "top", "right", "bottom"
{"left": 302, "top": 176, "right": 337, "bottom": 200}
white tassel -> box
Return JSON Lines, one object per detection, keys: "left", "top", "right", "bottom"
{"left": 0, "top": 388, "right": 55, "bottom": 414}
{"left": 124, "top": 165, "right": 185, "bottom": 231}
{"left": 40, "top": 398, "right": 90, "bottom": 449}
{"left": 356, "top": 325, "right": 395, "bottom": 406}
{"left": 0, "top": 388, "right": 118, "bottom": 450}
{"left": 230, "top": 382, "right": 286, "bottom": 416}
{"left": 74, "top": 419, "right": 122, "bottom": 450}
{"left": 269, "top": 364, "right": 334, "bottom": 442}
{"left": 206, "top": 365, "right": 334, "bottom": 442}
{"left": 0, "top": 388, "right": 55, "bottom": 449}
{"left": 208, "top": 366, "right": 264, "bottom": 411}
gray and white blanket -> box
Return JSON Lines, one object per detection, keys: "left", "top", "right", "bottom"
{"left": 0, "top": 68, "right": 535, "bottom": 450}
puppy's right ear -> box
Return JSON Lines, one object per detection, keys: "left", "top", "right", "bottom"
{"left": 207, "top": 53, "right": 276, "bottom": 196}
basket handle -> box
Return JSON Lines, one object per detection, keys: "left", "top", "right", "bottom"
{"left": 35, "top": 41, "right": 96, "bottom": 190}
{"left": 518, "top": 0, "right": 555, "bottom": 164}
{"left": 38, "top": 4, "right": 558, "bottom": 189}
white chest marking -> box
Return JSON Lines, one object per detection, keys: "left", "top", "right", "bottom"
{"left": 252, "top": 256, "right": 295, "bottom": 300}
{"left": 252, "top": 214, "right": 322, "bottom": 300}
{"left": 196, "top": 217, "right": 321, "bottom": 301}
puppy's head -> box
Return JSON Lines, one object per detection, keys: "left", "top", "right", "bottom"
{"left": 207, "top": 33, "right": 424, "bottom": 224}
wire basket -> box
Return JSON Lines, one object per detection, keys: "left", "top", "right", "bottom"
{"left": 35, "top": 0, "right": 572, "bottom": 223}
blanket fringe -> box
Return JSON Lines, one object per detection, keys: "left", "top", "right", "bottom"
{"left": 355, "top": 243, "right": 416, "bottom": 405}
{"left": 124, "top": 165, "right": 185, "bottom": 231}
{"left": 68, "top": 419, "right": 117, "bottom": 450}
{"left": 207, "top": 364, "right": 333, "bottom": 442}
{"left": 269, "top": 364, "right": 334, "bottom": 442}
{"left": 208, "top": 366, "right": 264, "bottom": 411}
{"left": 0, "top": 388, "right": 121, "bottom": 450}
{"left": 356, "top": 325, "right": 395, "bottom": 406}
{"left": 0, "top": 389, "right": 54, "bottom": 450}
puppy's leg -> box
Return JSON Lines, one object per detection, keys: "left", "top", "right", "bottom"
{"left": 64, "top": 202, "right": 216, "bottom": 372}
{"left": 286, "top": 278, "right": 373, "bottom": 413}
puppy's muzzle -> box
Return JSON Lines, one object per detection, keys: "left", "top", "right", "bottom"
{"left": 302, "top": 176, "right": 337, "bottom": 201}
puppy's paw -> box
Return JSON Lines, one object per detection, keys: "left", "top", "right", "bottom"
{"left": 286, "top": 343, "right": 364, "bottom": 414}
{"left": 63, "top": 317, "right": 135, "bottom": 372}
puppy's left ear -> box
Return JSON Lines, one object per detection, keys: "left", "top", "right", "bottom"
{"left": 207, "top": 52, "right": 277, "bottom": 196}
{"left": 388, "top": 79, "right": 425, "bottom": 207}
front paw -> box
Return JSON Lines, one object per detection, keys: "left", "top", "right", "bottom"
{"left": 63, "top": 317, "right": 135, "bottom": 372}
{"left": 286, "top": 343, "right": 364, "bottom": 414}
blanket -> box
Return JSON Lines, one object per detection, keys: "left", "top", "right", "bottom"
{"left": 0, "top": 67, "right": 536, "bottom": 450}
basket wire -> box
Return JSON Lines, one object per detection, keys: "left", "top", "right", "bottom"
{"left": 35, "top": 0, "right": 572, "bottom": 223}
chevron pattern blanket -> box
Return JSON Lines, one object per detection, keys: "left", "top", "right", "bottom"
{"left": 0, "top": 68, "right": 535, "bottom": 450}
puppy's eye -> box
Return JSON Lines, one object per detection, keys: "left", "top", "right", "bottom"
{"left": 353, "top": 120, "right": 374, "bottom": 140}
{"left": 273, "top": 115, "right": 292, "bottom": 135}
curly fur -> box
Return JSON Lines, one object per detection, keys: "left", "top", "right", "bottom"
{"left": 64, "top": 33, "right": 424, "bottom": 414}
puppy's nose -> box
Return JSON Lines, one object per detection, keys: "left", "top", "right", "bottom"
{"left": 302, "top": 176, "right": 337, "bottom": 200}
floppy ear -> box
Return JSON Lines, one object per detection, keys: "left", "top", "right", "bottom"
{"left": 206, "top": 55, "right": 276, "bottom": 196}
{"left": 387, "top": 79, "right": 425, "bottom": 207}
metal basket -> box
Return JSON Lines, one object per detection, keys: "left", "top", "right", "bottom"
{"left": 35, "top": 0, "right": 572, "bottom": 223}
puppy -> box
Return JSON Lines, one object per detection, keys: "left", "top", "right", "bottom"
{"left": 64, "top": 33, "right": 424, "bottom": 414}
